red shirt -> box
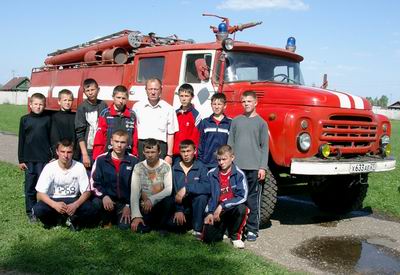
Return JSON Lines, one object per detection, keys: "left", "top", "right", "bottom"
{"left": 173, "top": 105, "right": 201, "bottom": 155}
{"left": 218, "top": 171, "right": 234, "bottom": 203}
{"left": 112, "top": 157, "right": 122, "bottom": 174}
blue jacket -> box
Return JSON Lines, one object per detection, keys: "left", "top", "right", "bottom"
{"left": 91, "top": 150, "right": 139, "bottom": 205}
{"left": 172, "top": 160, "right": 211, "bottom": 212}
{"left": 198, "top": 115, "right": 231, "bottom": 168}
{"left": 206, "top": 164, "right": 248, "bottom": 214}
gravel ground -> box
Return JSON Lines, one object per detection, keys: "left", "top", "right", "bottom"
{"left": 1, "top": 132, "right": 399, "bottom": 274}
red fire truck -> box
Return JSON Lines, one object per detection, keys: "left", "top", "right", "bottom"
{"left": 29, "top": 15, "right": 396, "bottom": 224}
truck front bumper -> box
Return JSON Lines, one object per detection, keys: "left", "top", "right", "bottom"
{"left": 290, "top": 156, "right": 396, "bottom": 175}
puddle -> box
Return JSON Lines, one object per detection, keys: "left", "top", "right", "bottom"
{"left": 292, "top": 236, "right": 400, "bottom": 274}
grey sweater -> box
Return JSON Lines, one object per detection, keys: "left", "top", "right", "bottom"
{"left": 228, "top": 114, "right": 269, "bottom": 170}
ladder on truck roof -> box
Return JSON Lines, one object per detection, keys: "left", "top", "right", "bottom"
{"left": 47, "top": 30, "right": 194, "bottom": 57}
{"left": 48, "top": 30, "right": 134, "bottom": 56}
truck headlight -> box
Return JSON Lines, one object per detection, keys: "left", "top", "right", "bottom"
{"left": 297, "top": 132, "right": 311, "bottom": 152}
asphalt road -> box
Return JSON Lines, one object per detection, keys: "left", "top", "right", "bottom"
{"left": 2, "top": 132, "right": 400, "bottom": 274}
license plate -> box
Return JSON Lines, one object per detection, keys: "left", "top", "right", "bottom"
{"left": 349, "top": 163, "right": 376, "bottom": 173}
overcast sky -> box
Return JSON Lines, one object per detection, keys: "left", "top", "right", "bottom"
{"left": 1, "top": 0, "right": 399, "bottom": 101}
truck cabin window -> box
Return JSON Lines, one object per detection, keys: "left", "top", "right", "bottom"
{"left": 184, "top": 53, "right": 212, "bottom": 83}
{"left": 137, "top": 57, "right": 165, "bottom": 83}
{"left": 220, "top": 52, "right": 304, "bottom": 85}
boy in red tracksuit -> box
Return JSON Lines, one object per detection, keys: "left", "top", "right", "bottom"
{"left": 173, "top": 84, "right": 201, "bottom": 159}
{"left": 202, "top": 145, "right": 248, "bottom": 249}
{"left": 92, "top": 85, "right": 138, "bottom": 160}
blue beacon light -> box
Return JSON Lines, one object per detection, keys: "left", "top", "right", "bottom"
{"left": 217, "top": 22, "right": 229, "bottom": 40}
{"left": 286, "top": 37, "right": 296, "bottom": 52}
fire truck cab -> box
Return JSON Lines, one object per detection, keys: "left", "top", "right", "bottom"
{"left": 29, "top": 15, "right": 396, "bottom": 224}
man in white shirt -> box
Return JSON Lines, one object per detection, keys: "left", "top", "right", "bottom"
{"left": 33, "top": 139, "right": 96, "bottom": 230}
{"left": 133, "top": 78, "right": 179, "bottom": 164}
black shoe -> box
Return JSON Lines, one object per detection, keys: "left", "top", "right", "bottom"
{"left": 66, "top": 217, "right": 80, "bottom": 232}
{"left": 137, "top": 223, "right": 151, "bottom": 234}
{"left": 28, "top": 214, "right": 38, "bottom": 223}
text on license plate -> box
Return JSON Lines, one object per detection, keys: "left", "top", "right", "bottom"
{"left": 349, "top": 163, "right": 376, "bottom": 173}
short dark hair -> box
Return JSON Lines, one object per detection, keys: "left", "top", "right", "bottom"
{"left": 30, "top": 93, "right": 46, "bottom": 103}
{"left": 216, "top": 145, "right": 234, "bottom": 156}
{"left": 112, "top": 129, "right": 129, "bottom": 138}
{"left": 83, "top": 78, "right": 98, "bottom": 89}
{"left": 143, "top": 138, "right": 160, "bottom": 152}
{"left": 56, "top": 139, "right": 74, "bottom": 150}
{"left": 145, "top": 78, "right": 162, "bottom": 87}
{"left": 211, "top": 93, "right": 227, "bottom": 103}
{"left": 241, "top": 90, "right": 257, "bottom": 99}
{"left": 179, "top": 139, "right": 195, "bottom": 150}
{"left": 58, "top": 89, "right": 74, "bottom": 100}
{"left": 178, "top": 83, "right": 194, "bottom": 97}
{"left": 113, "top": 85, "right": 128, "bottom": 97}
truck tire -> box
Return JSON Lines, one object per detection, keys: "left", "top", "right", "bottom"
{"left": 309, "top": 174, "right": 368, "bottom": 214}
{"left": 260, "top": 168, "right": 278, "bottom": 227}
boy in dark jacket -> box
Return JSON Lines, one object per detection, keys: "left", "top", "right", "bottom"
{"left": 50, "top": 89, "right": 79, "bottom": 160}
{"left": 170, "top": 139, "right": 210, "bottom": 238}
{"left": 91, "top": 130, "right": 139, "bottom": 229}
{"left": 198, "top": 93, "right": 231, "bottom": 169}
{"left": 18, "top": 93, "right": 51, "bottom": 222}
{"left": 203, "top": 145, "right": 248, "bottom": 249}
{"left": 75, "top": 78, "right": 107, "bottom": 170}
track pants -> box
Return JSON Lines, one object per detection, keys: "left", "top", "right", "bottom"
{"left": 243, "top": 169, "right": 262, "bottom": 235}
{"left": 24, "top": 162, "right": 46, "bottom": 217}
{"left": 33, "top": 197, "right": 97, "bottom": 228}
{"left": 92, "top": 197, "right": 131, "bottom": 230}
{"left": 203, "top": 204, "right": 247, "bottom": 243}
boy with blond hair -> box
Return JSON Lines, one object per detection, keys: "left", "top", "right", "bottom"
{"left": 18, "top": 93, "right": 51, "bottom": 222}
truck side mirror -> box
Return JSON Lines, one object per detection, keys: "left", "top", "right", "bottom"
{"left": 195, "top": 58, "right": 210, "bottom": 81}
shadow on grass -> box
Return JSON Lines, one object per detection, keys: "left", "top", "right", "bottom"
{"left": 1, "top": 227, "right": 260, "bottom": 275}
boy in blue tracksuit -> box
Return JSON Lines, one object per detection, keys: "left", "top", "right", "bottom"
{"left": 203, "top": 145, "right": 248, "bottom": 249}
{"left": 170, "top": 139, "right": 210, "bottom": 238}
{"left": 198, "top": 93, "right": 231, "bottom": 169}
{"left": 91, "top": 129, "right": 139, "bottom": 229}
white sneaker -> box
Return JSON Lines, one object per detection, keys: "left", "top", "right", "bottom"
{"left": 231, "top": 239, "right": 245, "bottom": 249}
{"left": 192, "top": 231, "right": 202, "bottom": 240}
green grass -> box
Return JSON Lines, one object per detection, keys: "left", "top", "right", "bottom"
{"left": 364, "top": 120, "right": 400, "bottom": 217}
{"left": 0, "top": 162, "right": 289, "bottom": 275}
{"left": 0, "top": 104, "right": 27, "bottom": 134}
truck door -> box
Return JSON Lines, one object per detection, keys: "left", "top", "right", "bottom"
{"left": 174, "top": 50, "right": 216, "bottom": 118}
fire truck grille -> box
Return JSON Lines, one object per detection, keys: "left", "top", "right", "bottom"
{"left": 320, "top": 116, "right": 377, "bottom": 152}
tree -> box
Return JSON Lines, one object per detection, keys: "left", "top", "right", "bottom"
{"left": 366, "top": 97, "right": 374, "bottom": 106}
{"left": 378, "top": 95, "right": 389, "bottom": 108}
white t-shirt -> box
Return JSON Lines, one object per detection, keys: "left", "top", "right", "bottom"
{"left": 36, "top": 160, "right": 89, "bottom": 199}
{"left": 133, "top": 98, "right": 179, "bottom": 142}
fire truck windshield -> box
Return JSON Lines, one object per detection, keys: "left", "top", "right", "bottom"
{"left": 222, "top": 51, "right": 304, "bottom": 85}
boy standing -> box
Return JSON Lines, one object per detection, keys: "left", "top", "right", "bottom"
{"left": 228, "top": 91, "right": 269, "bottom": 242}
{"left": 18, "top": 93, "right": 51, "bottom": 222}
{"left": 171, "top": 139, "right": 210, "bottom": 237}
{"left": 33, "top": 139, "right": 96, "bottom": 230}
{"left": 198, "top": 93, "right": 231, "bottom": 169}
{"left": 91, "top": 130, "right": 139, "bottom": 229}
{"left": 50, "top": 89, "right": 79, "bottom": 160}
{"left": 203, "top": 145, "right": 247, "bottom": 249}
{"left": 92, "top": 85, "right": 137, "bottom": 160}
{"left": 172, "top": 84, "right": 201, "bottom": 158}
{"left": 75, "top": 78, "right": 107, "bottom": 169}
{"left": 130, "top": 139, "right": 174, "bottom": 233}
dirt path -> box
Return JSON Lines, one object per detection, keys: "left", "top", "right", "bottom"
{"left": 2, "top": 133, "right": 399, "bottom": 274}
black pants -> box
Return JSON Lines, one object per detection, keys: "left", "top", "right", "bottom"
{"left": 92, "top": 197, "right": 130, "bottom": 230}
{"left": 140, "top": 196, "right": 175, "bottom": 231}
{"left": 167, "top": 194, "right": 208, "bottom": 233}
{"left": 138, "top": 139, "right": 167, "bottom": 161}
{"left": 203, "top": 204, "right": 247, "bottom": 243}
{"left": 33, "top": 197, "right": 97, "bottom": 228}
{"left": 243, "top": 170, "right": 262, "bottom": 235}
{"left": 24, "top": 162, "right": 46, "bottom": 216}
